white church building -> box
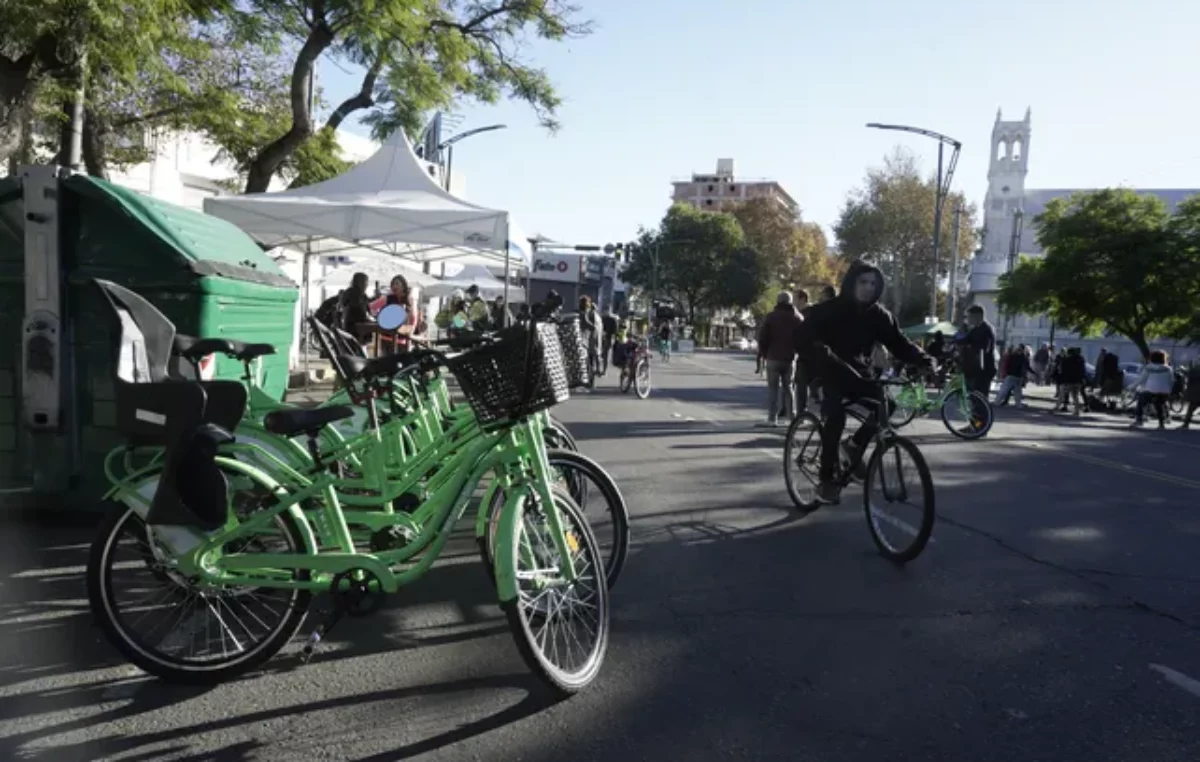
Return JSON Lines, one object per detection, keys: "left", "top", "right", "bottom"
{"left": 967, "top": 108, "right": 1200, "bottom": 365}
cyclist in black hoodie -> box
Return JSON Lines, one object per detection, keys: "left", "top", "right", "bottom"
{"left": 794, "top": 260, "right": 931, "bottom": 505}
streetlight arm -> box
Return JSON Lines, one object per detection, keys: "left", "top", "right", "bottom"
{"left": 865, "top": 122, "right": 962, "bottom": 149}
{"left": 439, "top": 124, "right": 508, "bottom": 148}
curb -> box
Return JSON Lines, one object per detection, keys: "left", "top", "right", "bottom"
{"left": 288, "top": 368, "right": 336, "bottom": 389}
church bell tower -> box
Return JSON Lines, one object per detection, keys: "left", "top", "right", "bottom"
{"left": 969, "top": 107, "right": 1032, "bottom": 299}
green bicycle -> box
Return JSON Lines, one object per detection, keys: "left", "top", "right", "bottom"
{"left": 783, "top": 378, "right": 936, "bottom": 564}
{"left": 87, "top": 280, "right": 610, "bottom": 694}
{"left": 120, "top": 311, "right": 630, "bottom": 588}
{"left": 884, "top": 361, "right": 994, "bottom": 440}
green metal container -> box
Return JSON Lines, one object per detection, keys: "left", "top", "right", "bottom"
{"left": 0, "top": 173, "right": 297, "bottom": 505}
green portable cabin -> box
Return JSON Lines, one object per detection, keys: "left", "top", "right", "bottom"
{"left": 0, "top": 171, "right": 297, "bottom": 506}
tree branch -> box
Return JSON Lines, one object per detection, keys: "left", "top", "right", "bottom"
{"left": 323, "top": 54, "right": 384, "bottom": 132}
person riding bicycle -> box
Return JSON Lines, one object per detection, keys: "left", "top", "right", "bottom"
{"left": 611, "top": 325, "right": 638, "bottom": 373}
{"left": 794, "top": 260, "right": 931, "bottom": 505}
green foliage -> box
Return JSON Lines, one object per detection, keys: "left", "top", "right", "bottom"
{"left": 834, "top": 147, "right": 978, "bottom": 326}
{"left": 620, "top": 203, "right": 748, "bottom": 324}
{"left": 728, "top": 197, "right": 838, "bottom": 292}
{"left": 998, "top": 188, "right": 1200, "bottom": 359}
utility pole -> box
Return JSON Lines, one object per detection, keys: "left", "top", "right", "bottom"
{"left": 929, "top": 141, "right": 945, "bottom": 320}
{"left": 1001, "top": 208, "right": 1024, "bottom": 345}
{"left": 946, "top": 204, "right": 963, "bottom": 323}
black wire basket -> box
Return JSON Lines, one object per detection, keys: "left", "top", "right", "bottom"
{"left": 554, "top": 315, "right": 592, "bottom": 389}
{"left": 445, "top": 323, "right": 570, "bottom": 427}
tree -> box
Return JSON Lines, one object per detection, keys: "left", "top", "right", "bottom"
{"left": 621, "top": 203, "right": 746, "bottom": 325}
{"left": 715, "top": 246, "right": 770, "bottom": 311}
{"left": 237, "top": 0, "right": 592, "bottom": 193}
{"left": 729, "top": 197, "right": 839, "bottom": 293}
{"left": 834, "top": 148, "right": 978, "bottom": 327}
{"left": 1, "top": 0, "right": 219, "bottom": 167}
{"left": 997, "top": 189, "right": 1200, "bottom": 360}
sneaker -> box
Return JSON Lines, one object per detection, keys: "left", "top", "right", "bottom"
{"left": 840, "top": 442, "right": 868, "bottom": 481}
{"left": 815, "top": 481, "right": 841, "bottom": 505}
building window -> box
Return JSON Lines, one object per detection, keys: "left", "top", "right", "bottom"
{"left": 705, "top": 199, "right": 713, "bottom": 206}
{"left": 730, "top": 185, "right": 737, "bottom": 192}
{"left": 707, "top": 185, "right": 714, "bottom": 192}
{"left": 995, "top": 141, "right": 1007, "bottom": 161}
{"left": 1012, "top": 138, "right": 1023, "bottom": 161}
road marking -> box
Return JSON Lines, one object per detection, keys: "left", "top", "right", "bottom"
{"left": 869, "top": 502, "right": 936, "bottom": 543}
{"left": 1014, "top": 440, "right": 1200, "bottom": 491}
{"left": 1150, "top": 664, "right": 1200, "bottom": 700}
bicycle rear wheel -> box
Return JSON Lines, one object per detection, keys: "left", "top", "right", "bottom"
{"left": 88, "top": 489, "right": 312, "bottom": 684}
{"left": 940, "top": 390, "right": 993, "bottom": 439}
{"left": 862, "top": 436, "right": 935, "bottom": 564}
{"left": 783, "top": 413, "right": 824, "bottom": 511}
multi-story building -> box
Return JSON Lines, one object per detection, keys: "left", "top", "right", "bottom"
{"left": 671, "top": 158, "right": 800, "bottom": 218}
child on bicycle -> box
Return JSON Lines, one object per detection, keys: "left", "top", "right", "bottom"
{"left": 611, "top": 326, "right": 638, "bottom": 371}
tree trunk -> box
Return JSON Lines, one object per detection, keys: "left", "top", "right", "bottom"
{"left": 1128, "top": 328, "right": 1150, "bottom": 362}
{"left": 81, "top": 110, "right": 110, "bottom": 180}
{"left": 243, "top": 23, "right": 334, "bottom": 194}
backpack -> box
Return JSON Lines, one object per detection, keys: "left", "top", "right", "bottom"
{"left": 313, "top": 293, "right": 342, "bottom": 328}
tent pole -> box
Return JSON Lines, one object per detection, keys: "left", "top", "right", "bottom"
{"left": 302, "top": 239, "right": 311, "bottom": 388}
{"left": 527, "top": 238, "right": 537, "bottom": 311}
{"left": 502, "top": 231, "right": 511, "bottom": 327}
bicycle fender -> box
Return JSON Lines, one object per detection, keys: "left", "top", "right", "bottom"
{"left": 491, "top": 488, "right": 527, "bottom": 604}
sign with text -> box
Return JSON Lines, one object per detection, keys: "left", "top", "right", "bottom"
{"left": 531, "top": 252, "right": 582, "bottom": 283}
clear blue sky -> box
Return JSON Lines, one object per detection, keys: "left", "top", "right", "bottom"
{"left": 318, "top": 0, "right": 1200, "bottom": 245}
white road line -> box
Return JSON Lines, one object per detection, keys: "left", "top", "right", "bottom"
{"left": 1150, "top": 664, "right": 1200, "bottom": 700}
{"left": 868, "top": 503, "right": 935, "bottom": 543}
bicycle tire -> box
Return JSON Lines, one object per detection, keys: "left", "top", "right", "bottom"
{"left": 483, "top": 450, "right": 629, "bottom": 588}
{"left": 634, "top": 360, "right": 652, "bottom": 399}
{"left": 940, "top": 390, "right": 993, "bottom": 440}
{"left": 862, "top": 436, "right": 935, "bottom": 564}
{"left": 88, "top": 496, "right": 312, "bottom": 684}
{"left": 620, "top": 367, "right": 633, "bottom": 394}
{"left": 544, "top": 417, "right": 579, "bottom": 453}
{"left": 888, "top": 387, "right": 920, "bottom": 428}
{"left": 782, "top": 412, "right": 824, "bottom": 511}
{"left": 500, "top": 490, "right": 609, "bottom": 696}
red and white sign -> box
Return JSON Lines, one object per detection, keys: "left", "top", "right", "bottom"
{"left": 197, "top": 353, "right": 216, "bottom": 381}
{"left": 531, "top": 252, "right": 582, "bottom": 283}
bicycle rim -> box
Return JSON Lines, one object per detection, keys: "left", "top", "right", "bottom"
{"left": 502, "top": 491, "right": 609, "bottom": 695}
{"left": 88, "top": 500, "right": 311, "bottom": 682}
{"left": 863, "top": 437, "right": 935, "bottom": 563}
{"left": 941, "top": 390, "right": 993, "bottom": 439}
{"left": 783, "top": 413, "right": 823, "bottom": 511}
{"left": 634, "top": 361, "right": 651, "bottom": 398}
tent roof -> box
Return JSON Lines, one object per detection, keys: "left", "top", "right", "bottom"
{"left": 203, "top": 130, "right": 525, "bottom": 266}
{"left": 902, "top": 320, "right": 958, "bottom": 338}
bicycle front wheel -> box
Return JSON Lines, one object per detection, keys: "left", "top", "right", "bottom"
{"left": 862, "top": 436, "right": 935, "bottom": 564}
{"left": 940, "top": 390, "right": 993, "bottom": 439}
{"left": 501, "top": 490, "right": 609, "bottom": 696}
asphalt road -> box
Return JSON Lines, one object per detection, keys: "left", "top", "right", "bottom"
{"left": 2, "top": 350, "right": 1199, "bottom": 761}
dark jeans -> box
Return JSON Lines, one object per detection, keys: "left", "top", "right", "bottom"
{"left": 1136, "top": 392, "right": 1168, "bottom": 424}
{"left": 818, "top": 377, "right": 891, "bottom": 481}
{"left": 1185, "top": 401, "right": 1198, "bottom": 426}
{"left": 966, "top": 373, "right": 993, "bottom": 397}
{"left": 794, "top": 361, "right": 811, "bottom": 413}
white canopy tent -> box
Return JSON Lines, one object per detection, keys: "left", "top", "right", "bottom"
{"left": 423, "top": 263, "right": 526, "bottom": 302}
{"left": 203, "top": 129, "right": 530, "bottom": 372}
{"left": 203, "top": 129, "right": 526, "bottom": 268}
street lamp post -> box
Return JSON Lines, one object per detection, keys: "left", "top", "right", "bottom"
{"left": 438, "top": 124, "right": 507, "bottom": 192}
{"left": 866, "top": 122, "right": 962, "bottom": 321}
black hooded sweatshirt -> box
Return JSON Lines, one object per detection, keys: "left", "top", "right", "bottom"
{"left": 793, "top": 261, "right": 926, "bottom": 384}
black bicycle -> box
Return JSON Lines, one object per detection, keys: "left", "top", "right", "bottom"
{"left": 782, "top": 378, "right": 936, "bottom": 564}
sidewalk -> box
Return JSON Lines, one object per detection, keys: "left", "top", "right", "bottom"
{"left": 994, "top": 381, "right": 1191, "bottom": 423}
